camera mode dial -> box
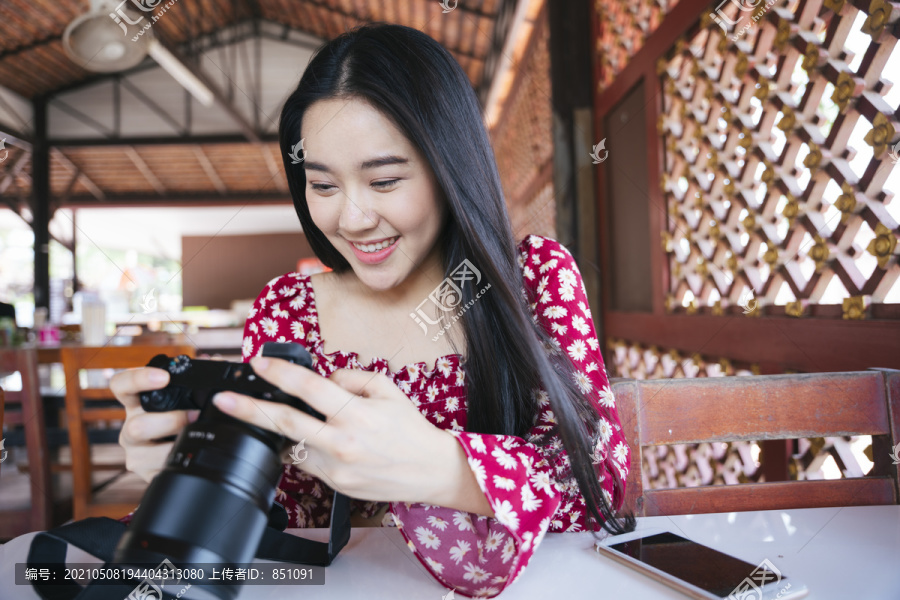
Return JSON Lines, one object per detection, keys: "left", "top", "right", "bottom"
{"left": 169, "top": 355, "right": 192, "bottom": 375}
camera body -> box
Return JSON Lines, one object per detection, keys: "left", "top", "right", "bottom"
{"left": 139, "top": 341, "right": 324, "bottom": 421}
{"left": 115, "top": 342, "right": 321, "bottom": 600}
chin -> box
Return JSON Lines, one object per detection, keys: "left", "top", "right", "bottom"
{"left": 354, "top": 270, "right": 405, "bottom": 291}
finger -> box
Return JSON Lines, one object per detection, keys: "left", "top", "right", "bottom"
{"left": 327, "top": 368, "right": 395, "bottom": 398}
{"left": 110, "top": 367, "right": 170, "bottom": 410}
{"left": 249, "top": 357, "right": 348, "bottom": 419}
{"left": 127, "top": 442, "right": 174, "bottom": 483}
{"left": 212, "top": 391, "right": 329, "bottom": 443}
{"left": 120, "top": 410, "right": 195, "bottom": 446}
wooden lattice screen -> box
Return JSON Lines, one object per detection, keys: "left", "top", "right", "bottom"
{"left": 660, "top": 0, "right": 899, "bottom": 319}
{"left": 591, "top": 0, "right": 896, "bottom": 490}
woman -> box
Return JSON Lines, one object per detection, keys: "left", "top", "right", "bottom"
{"left": 113, "top": 22, "right": 634, "bottom": 597}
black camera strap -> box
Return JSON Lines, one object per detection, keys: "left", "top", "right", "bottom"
{"left": 24, "top": 491, "right": 352, "bottom": 600}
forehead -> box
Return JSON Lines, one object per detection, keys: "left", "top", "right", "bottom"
{"left": 301, "top": 97, "right": 412, "bottom": 153}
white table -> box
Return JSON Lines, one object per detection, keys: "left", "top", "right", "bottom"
{"left": 1, "top": 505, "right": 897, "bottom": 599}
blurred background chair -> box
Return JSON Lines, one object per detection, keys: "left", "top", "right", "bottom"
{"left": 60, "top": 344, "right": 195, "bottom": 520}
{"left": 0, "top": 347, "right": 53, "bottom": 537}
{"left": 613, "top": 370, "right": 900, "bottom": 516}
{"left": 129, "top": 331, "right": 190, "bottom": 346}
{"left": 1, "top": 387, "right": 5, "bottom": 474}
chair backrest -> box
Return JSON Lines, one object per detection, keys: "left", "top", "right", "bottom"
{"left": 612, "top": 370, "right": 900, "bottom": 516}
{"left": 60, "top": 344, "right": 195, "bottom": 520}
{"left": 1, "top": 386, "right": 5, "bottom": 476}
{"left": 129, "top": 331, "right": 190, "bottom": 347}
{"left": 61, "top": 344, "right": 196, "bottom": 400}
{"left": 0, "top": 347, "right": 40, "bottom": 411}
{"left": 0, "top": 347, "right": 53, "bottom": 533}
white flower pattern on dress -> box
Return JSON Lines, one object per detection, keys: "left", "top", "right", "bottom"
{"left": 146, "top": 234, "right": 631, "bottom": 600}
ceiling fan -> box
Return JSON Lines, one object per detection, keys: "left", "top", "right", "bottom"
{"left": 62, "top": 0, "right": 214, "bottom": 106}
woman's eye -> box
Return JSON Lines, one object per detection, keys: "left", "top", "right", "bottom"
{"left": 310, "top": 183, "right": 337, "bottom": 193}
{"left": 372, "top": 179, "right": 400, "bottom": 190}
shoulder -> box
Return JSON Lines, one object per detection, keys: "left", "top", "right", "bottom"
{"left": 260, "top": 272, "right": 309, "bottom": 295}
{"left": 516, "top": 234, "right": 576, "bottom": 262}
{"left": 516, "top": 234, "right": 580, "bottom": 289}
{"left": 247, "top": 272, "right": 312, "bottom": 320}
{"left": 242, "top": 272, "right": 316, "bottom": 360}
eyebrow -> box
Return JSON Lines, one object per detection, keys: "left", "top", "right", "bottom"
{"left": 304, "top": 155, "right": 409, "bottom": 173}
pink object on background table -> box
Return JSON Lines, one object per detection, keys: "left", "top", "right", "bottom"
{"left": 37, "top": 326, "right": 60, "bottom": 346}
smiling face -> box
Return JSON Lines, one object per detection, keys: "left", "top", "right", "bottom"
{"left": 301, "top": 97, "right": 448, "bottom": 297}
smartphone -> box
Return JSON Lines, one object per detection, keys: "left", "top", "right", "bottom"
{"left": 595, "top": 530, "right": 808, "bottom": 600}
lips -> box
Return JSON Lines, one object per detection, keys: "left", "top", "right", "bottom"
{"left": 347, "top": 235, "right": 400, "bottom": 265}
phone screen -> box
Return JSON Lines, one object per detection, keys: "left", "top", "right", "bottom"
{"left": 609, "top": 532, "right": 788, "bottom": 598}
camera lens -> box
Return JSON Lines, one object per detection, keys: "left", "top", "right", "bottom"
{"left": 113, "top": 407, "right": 285, "bottom": 599}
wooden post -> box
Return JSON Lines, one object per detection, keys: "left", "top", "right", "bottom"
{"left": 547, "top": 0, "right": 605, "bottom": 344}
{"left": 32, "top": 96, "right": 50, "bottom": 311}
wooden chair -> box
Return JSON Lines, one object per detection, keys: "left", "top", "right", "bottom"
{"left": 1, "top": 386, "right": 4, "bottom": 475}
{"left": 129, "top": 331, "right": 190, "bottom": 346}
{"left": 612, "top": 370, "right": 900, "bottom": 516}
{"left": 60, "top": 344, "right": 195, "bottom": 520}
{"left": 0, "top": 347, "right": 53, "bottom": 537}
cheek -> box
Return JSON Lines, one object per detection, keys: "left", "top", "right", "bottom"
{"left": 307, "top": 200, "right": 339, "bottom": 233}
{"left": 399, "top": 184, "right": 445, "bottom": 232}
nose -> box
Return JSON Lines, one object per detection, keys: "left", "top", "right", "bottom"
{"left": 337, "top": 190, "right": 379, "bottom": 236}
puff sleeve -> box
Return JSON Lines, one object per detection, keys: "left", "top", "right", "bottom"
{"left": 390, "top": 235, "right": 629, "bottom": 598}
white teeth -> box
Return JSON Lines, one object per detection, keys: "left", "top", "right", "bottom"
{"left": 353, "top": 237, "right": 397, "bottom": 253}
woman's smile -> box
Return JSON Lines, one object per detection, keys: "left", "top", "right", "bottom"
{"left": 348, "top": 235, "right": 401, "bottom": 264}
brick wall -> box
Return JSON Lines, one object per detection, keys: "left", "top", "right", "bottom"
{"left": 489, "top": 6, "right": 556, "bottom": 242}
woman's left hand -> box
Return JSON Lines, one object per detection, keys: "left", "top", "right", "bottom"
{"left": 211, "top": 356, "right": 460, "bottom": 505}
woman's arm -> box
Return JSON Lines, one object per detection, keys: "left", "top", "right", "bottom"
{"left": 419, "top": 429, "right": 495, "bottom": 517}
{"left": 388, "top": 235, "right": 629, "bottom": 598}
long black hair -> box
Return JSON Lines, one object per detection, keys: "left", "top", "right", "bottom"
{"left": 278, "top": 22, "right": 634, "bottom": 536}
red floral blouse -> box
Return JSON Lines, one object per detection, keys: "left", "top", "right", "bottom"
{"left": 238, "top": 234, "right": 630, "bottom": 597}
{"left": 119, "top": 235, "right": 629, "bottom": 597}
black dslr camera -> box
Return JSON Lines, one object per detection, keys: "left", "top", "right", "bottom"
{"left": 113, "top": 342, "right": 323, "bottom": 599}
{"left": 136, "top": 342, "right": 324, "bottom": 420}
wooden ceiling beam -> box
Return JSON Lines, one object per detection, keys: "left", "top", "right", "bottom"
{"left": 42, "top": 39, "right": 264, "bottom": 144}
{"left": 58, "top": 168, "right": 81, "bottom": 205}
{"left": 157, "top": 42, "right": 262, "bottom": 143}
{"left": 0, "top": 201, "right": 74, "bottom": 251}
{"left": 0, "top": 33, "right": 63, "bottom": 61}
{"left": 50, "top": 98, "right": 115, "bottom": 137}
{"left": 124, "top": 146, "right": 166, "bottom": 195}
{"left": 49, "top": 133, "right": 279, "bottom": 147}
{"left": 0, "top": 125, "right": 32, "bottom": 152}
{"left": 52, "top": 149, "right": 105, "bottom": 201}
{"left": 60, "top": 191, "right": 292, "bottom": 208}
{"left": 119, "top": 77, "right": 187, "bottom": 136}
{"left": 192, "top": 146, "right": 228, "bottom": 195}
{"left": 6, "top": 148, "right": 106, "bottom": 207}
{"left": 0, "top": 150, "right": 30, "bottom": 196}
{"left": 296, "top": 1, "right": 486, "bottom": 61}
{"left": 261, "top": 143, "right": 289, "bottom": 192}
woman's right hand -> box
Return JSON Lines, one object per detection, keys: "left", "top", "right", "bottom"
{"left": 111, "top": 367, "right": 199, "bottom": 483}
